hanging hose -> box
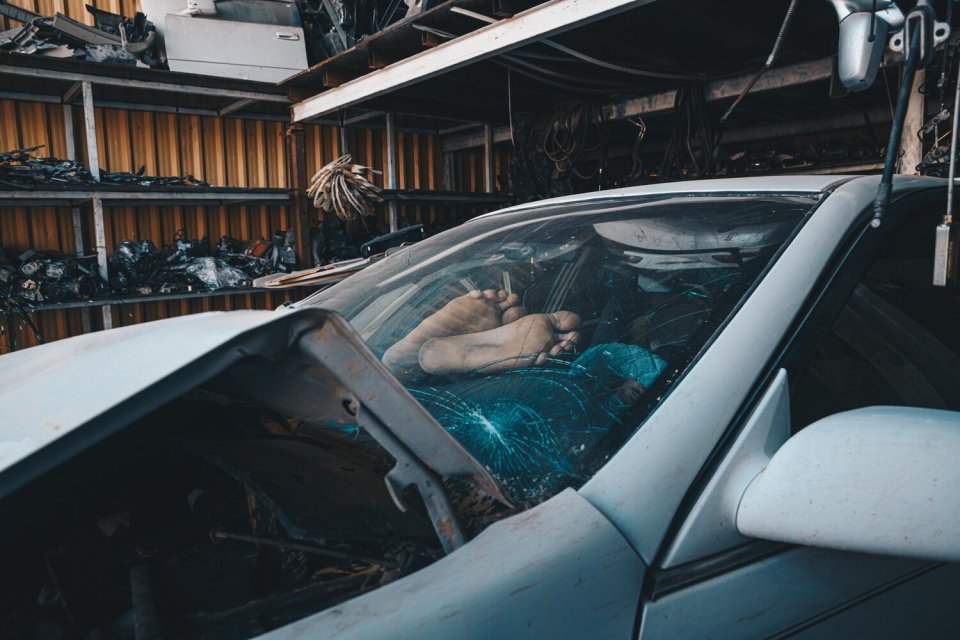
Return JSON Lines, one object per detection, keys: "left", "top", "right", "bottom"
{"left": 872, "top": 21, "right": 922, "bottom": 228}
{"left": 542, "top": 102, "right": 607, "bottom": 177}
{"left": 720, "top": 0, "right": 801, "bottom": 125}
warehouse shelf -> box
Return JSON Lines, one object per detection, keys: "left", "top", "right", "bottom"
{"left": 17, "top": 286, "right": 295, "bottom": 313}
{"left": 0, "top": 51, "right": 289, "bottom": 120}
{"left": 0, "top": 187, "right": 291, "bottom": 207}
{"left": 379, "top": 189, "right": 511, "bottom": 205}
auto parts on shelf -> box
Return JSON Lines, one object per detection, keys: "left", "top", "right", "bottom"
{"left": 0, "top": 146, "right": 210, "bottom": 190}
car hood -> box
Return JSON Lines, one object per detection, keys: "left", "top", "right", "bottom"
{"left": 0, "top": 308, "right": 501, "bottom": 509}
{"left": 0, "top": 310, "right": 289, "bottom": 482}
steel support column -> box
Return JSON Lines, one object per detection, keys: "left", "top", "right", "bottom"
{"left": 81, "top": 81, "right": 100, "bottom": 182}
{"left": 901, "top": 69, "right": 925, "bottom": 174}
{"left": 286, "top": 123, "right": 313, "bottom": 268}
{"left": 386, "top": 112, "right": 399, "bottom": 232}
{"left": 91, "top": 196, "right": 112, "bottom": 329}
{"left": 483, "top": 124, "right": 494, "bottom": 192}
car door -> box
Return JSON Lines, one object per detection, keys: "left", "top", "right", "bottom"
{"left": 637, "top": 188, "right": 960, "bottom": 639}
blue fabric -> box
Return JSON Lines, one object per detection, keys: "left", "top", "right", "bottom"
{"left": 573, "top": 343, "right": 667, "bottom": 389}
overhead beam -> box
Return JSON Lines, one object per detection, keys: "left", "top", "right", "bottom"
{"left": 443, "top": 57, "right": 840, "bottom": 152}
{"left": 62, "top": 81, "right": 83, "bottom": 104}
{"left": 218, "top": 98, "right": 256, "bottom": 116}
{"left": 0, "top": 64, "right": 289, "bottom": 103}
{"left": 343, "top": 110, "right": 386, "bottom": 125}
{"left": 605, "top": 57, "right": 836, "bottom": 121}
{"left": 291, "top": 0, "right": 656, "bottom": 123}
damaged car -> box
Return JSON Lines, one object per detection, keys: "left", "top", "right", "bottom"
{"left": 1, "top": 175, "right": 959, "bottom": 639}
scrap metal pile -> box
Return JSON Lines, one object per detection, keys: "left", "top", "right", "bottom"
{"left": 0, "top": 231, "right": 296, "bottom": 312}
{"left": 0, "top": 1, "right": 161, "bottom": 66}
{"left": 0, "top": 146, "right": 210, "bottom": 190}
{"left": 296, "top": 0, "right": 442, "bottom": 61}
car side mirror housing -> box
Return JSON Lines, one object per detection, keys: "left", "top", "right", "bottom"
{"left": 737, "top": 406, "right": 960, "bottom": 562}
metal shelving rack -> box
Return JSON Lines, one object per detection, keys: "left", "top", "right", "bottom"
{"left": 1, "top": 53, "right": 296, "bottom": 330}
{"left": 17, "top": 287, "right": 281, "bottom": 313}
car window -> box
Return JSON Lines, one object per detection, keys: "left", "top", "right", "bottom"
{"left": 792, "top": 210, "right": 960, "bottom": 429}
{"left": 305, "top": 195, "right": 816, "bottom": 504}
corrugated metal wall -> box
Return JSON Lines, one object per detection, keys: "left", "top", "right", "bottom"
{"left": 1, "top": 0, "right": 498, "bottom": 354}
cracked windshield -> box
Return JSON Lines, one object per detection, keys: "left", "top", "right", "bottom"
{"left": 307, "top": 194, "right": 818, "bottom": 504}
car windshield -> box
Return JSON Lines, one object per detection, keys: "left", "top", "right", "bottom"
{"left": 301, "top": 194, "right": 819, "bottom": 504}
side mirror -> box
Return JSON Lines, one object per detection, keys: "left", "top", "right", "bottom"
{"left": 737, "top": 406, "right": 960, "bottom": 562}
{"left": 825, "top": 0, "right": 903, "bottom": 91}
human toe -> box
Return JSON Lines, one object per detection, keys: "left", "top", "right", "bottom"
{"left": 501, "top": 305, "right": 528, "bottom": 324}
{"left": 549, "top": 311, "right": 581, "bottom": 331}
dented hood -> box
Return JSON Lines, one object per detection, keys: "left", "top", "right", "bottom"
{"left": 0, "top": 310, "right": 292, "bottom": 487}
{"left": 0, "top": 309, "right": 502, "bottom": 511}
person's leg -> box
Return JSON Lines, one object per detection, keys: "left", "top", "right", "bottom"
{"left": 419, "top": 311, "right": 581, "bottom": 376}
{"left": 382, "top": 289, "right": 526, "bottom": 380}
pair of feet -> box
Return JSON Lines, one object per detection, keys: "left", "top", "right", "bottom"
{"left": 382, "top": 289, "right": 581, "bottom": 381}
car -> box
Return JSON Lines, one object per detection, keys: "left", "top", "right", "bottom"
{"left": 1, "top": 174, "right": 958, "bottom": 639}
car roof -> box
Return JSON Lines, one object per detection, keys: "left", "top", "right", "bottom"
{"left": 471, "top": 174, "right": 946, "bottom": 221}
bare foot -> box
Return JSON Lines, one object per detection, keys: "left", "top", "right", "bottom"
{"left": 419, "top": 311, "right": 581, "bottom": 376}
{"left": 383, "top": 289, "right": 526, "bottom": 379}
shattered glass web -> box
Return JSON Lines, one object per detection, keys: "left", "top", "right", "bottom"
{"left": 410, "top": 347, "right": 666, "bottom": 498}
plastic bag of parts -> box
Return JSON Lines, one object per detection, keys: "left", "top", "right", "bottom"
{"left": 185, "top": 257, "right": 251, "bottom": 290}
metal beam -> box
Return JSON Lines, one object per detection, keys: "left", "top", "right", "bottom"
{"left": 438, "top": 122, "right": 483, "bottom": 136}
{"left": 386, "top": 112, "right": 399, "bottom": 233}
{"left": 91, "top": 196, "right": 113, "bottom": 330}
{"left": 0, "top": 91, "right": 60, "bottom": 104}
{"left": 62, "top": 101, "right": 93, "bottom": 333}
{"left": 0, "top": 92, "right": 290, "bottom": 121}
{"left": 443, "top": 57, "right": 841, "bottom": 152}
{"left": 291, "top": 0, "right": 655, "bottom": 122}
{"left": 483, "top": 124, "right": 494, "bottom": 192}
{"left": 62, "top": 81, "right": 83, "bottom": 104}
{"left": 81, "top": 81, "right": 100, "bottom": 183}
{"left": 286, "top": 124, "right": 313, "bottom": 268}
{"left": 442, "top": 152, "right": 456, "bottom": 190}
{"left": 0, "top": 189, "right": 290, "bottom": 205}
{"left": 606, "top": 57, "right": 836, "bottom": 121}
{"left": 0, "top": 64, "right": 289, "bottom": 103}
{"left": 218, "top": 98, "right": 256, "bottom": 116}
{"left": 343, "top": 110, "right": 386, "bottom": 125}
{"left": 900, "top": 68, "right": 924, "bottom": 175}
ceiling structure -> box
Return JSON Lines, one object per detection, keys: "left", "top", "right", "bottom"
{"left": 283, "top": 0, "right": 866, "bottom": 132}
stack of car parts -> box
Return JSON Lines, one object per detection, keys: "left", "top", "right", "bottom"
{"left": 0, "top": 146, "right": 210, "bottom": 190}
{"left": 0, "top": 1, "right": 161, "bottom": 66}
{"left": 0, "top": 248, "right": 108, "bottom": 306}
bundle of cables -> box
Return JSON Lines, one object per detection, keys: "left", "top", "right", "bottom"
{"left": 308, "top": 154, "right": 383, "bottom": 221}
{"left": 542, "top": 102, "right": 608, "bottom": 179}
{"left": 659, "top": 86, "right": 718, "bottom": 180}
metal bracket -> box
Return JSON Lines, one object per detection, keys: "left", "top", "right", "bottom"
{"left": 356, "top": 405, "right": 466, "bottom": 553}
{"left": 889, "top": 20, "right": 950, "bottom": 62}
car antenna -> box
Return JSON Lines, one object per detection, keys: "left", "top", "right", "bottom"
{"left": 872, "top": 0, "right": 943, "bottom": 229}
{"left": 935, "top": 1, "right": 960, "bottom": 286}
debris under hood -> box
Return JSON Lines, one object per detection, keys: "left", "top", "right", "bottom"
{"left": 0, "top": 1, "right": 162, "bottom": 67}
{"left": 0, "top": 146, "right": 210, "bottom": 190}
{"left": 0, "top": 309, "right": 509, "bottom": 639}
